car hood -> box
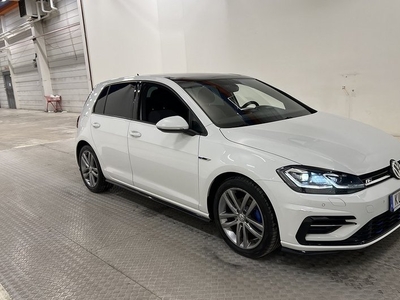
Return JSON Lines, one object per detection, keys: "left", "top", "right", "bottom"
{"left": 220, "top": 112, "right": 400, "bottom": 175}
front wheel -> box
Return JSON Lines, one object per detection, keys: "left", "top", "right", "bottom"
{"left": 213, "top": 176, "right": 280, "bottom": 258}
{"left": 79, "top": 145, "right": 111, "bottom": 193}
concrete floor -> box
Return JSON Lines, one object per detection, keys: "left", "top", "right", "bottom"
{"left": 1, "top": 108, "right": 400, "bottom": 300}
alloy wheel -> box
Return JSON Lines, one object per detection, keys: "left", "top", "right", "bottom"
{"left": 80, "top": 150, "right": 99, "bottom": 188}
{"left": 218, "top": 188, "right": 265, "bottom": 249}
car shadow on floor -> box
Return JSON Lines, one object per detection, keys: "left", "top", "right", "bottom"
{"left": 105, "top": 185, "right": 219, "bottom": 236}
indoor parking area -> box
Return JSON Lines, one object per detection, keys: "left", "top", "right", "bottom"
{"left": 1, "top": 1, "right": 400, "bottom": 300}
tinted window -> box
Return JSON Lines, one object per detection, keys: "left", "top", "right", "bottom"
{"left": 140, "top": 84, "right": 189, "bottom": 124}
{"left": 104, "top": 83, "right": 136, "bottom": 119}
{"left": 176, "top": 78, "right": 314, "bottom": 128}
{"left": 93, "top": 87, "right": 108, "bottom": 114}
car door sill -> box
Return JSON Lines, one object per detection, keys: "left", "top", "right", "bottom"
{"left": 106, "top": 179, "right": 211, "bottom": 222}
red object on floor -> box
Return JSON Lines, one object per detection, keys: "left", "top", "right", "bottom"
{"left": 45, "top": 95, "right": 62, "bottom": 112}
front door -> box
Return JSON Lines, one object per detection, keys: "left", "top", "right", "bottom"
{"left": 3, "top": 72, "right": 16, "bottom": 109}
{"left": 128, "top": 83, "right": 200, "bottom": 209}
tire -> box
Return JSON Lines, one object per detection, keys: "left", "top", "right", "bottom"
{"left": 213, "top": 176, "right": 280, "bottom": 258}
{"left": 79, "top": 145, "right": 112, "bottom": 193}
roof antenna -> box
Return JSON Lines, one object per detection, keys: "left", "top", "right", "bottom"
{"left": 137, "top": 73, "right": 139, "bottom": 76}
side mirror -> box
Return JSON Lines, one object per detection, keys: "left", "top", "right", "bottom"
{"left": 156, "top": 116, "right": 189, "bottom": 133}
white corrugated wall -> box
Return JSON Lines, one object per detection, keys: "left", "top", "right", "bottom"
{"left": 43, "top": 0, "right": 89, "bottom": 112}
{"left": 1, "top": 8, "right": 42, "bottom": 110}
{"left": 0, "top": 0, "right": 90, "bottom": 111}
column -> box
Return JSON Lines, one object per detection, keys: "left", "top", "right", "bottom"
{"left": 31, "top": 21, "right": 52, "bottom": 110}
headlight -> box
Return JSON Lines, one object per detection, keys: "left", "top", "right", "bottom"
{"left": 276, "top": 166, "right": 365, "bottom": 194}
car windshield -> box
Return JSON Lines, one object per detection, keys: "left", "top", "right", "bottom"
{"left": 175, "top": 78, "right": 314, "bottom": 128}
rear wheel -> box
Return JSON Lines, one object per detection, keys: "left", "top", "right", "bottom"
{"left": 213, "top": 176, "right": 279, "bottom": 258}
{"left": 79, "top": 145, "right": 111, "bottom": 193}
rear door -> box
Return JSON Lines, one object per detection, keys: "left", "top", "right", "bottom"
{"left": 90, "top": 82, "right": 137, "bottom": 185}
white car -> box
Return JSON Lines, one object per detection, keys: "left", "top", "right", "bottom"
{"left": 76, "top": 74, "right": 400, "bottom": 258}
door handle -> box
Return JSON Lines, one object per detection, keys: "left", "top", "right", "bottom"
{"left": 129, "top": 130, "right": 142, "bottom": 137}
{"left": 92, "top": 122, "right": 101, "bottom": 128}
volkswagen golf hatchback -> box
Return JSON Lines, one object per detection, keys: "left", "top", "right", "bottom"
{"left": 76, "top": 74, "right": 400, "bottom": 258}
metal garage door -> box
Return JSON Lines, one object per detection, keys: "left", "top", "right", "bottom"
{"left": 3, "top": 72, "right": 16, "bottom": 109}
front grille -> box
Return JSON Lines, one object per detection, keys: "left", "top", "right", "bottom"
{"left": 345, "top": 209, "right": 400, "bottom": 244}
{"left": 359, "top": 166, "right": 391, "bottom": 186}
{"left": 297, "top": 210, "right": 400, "bottom": 246}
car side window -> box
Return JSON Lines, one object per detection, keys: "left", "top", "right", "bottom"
{"left": 140, "top": 84, "right": 189, "bottom": 124}
{"left": 103, "top": 83, "right": 136, "bottom": 119}
{"left": 93, "top": 87, "right": 108, "bottom": 114}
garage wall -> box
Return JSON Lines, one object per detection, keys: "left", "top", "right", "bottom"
{"left": 81, "top": 0, "right": 400, "bottom": 136}
{"left": 81, "top": 0, "right": 162, "bottom": 83}
{"left": 9, "top": 38, "right": 43, "bottom": 110}
{"left": 0, "top": 19, "right": 7, "bottom": 108}
{"left": 0, "top": 52, "right": 8, "bottom": 108}
{"left": 0, "top": 0, "right": 90, "bottom": 112}
{"left": 44, "top": 0, "right": 89, "bottom": 112}
{"left": 4, "top": 9, "right": 42, "bottom": 110}
{"left": 0, "top": 11, "right": 19, "bottom": 109}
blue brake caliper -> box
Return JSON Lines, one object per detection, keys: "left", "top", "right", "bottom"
{"left": 252, "top": 207, "right": 262, "bottom": 223}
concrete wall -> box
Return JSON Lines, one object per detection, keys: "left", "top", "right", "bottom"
{"left": 81, "top": 0, "right": 400, "bottom": 136}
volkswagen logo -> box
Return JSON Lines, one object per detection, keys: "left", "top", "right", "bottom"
{"left": 390, "top": 159, "right": 400, "bottom": 179}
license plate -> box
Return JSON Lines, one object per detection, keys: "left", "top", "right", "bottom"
{"left": 389, "top": 190, "right": 400, "bottom": 212}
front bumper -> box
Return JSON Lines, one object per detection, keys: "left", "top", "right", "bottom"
{"left": 258, "top": 177, "right": 400, "bottom": 252}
